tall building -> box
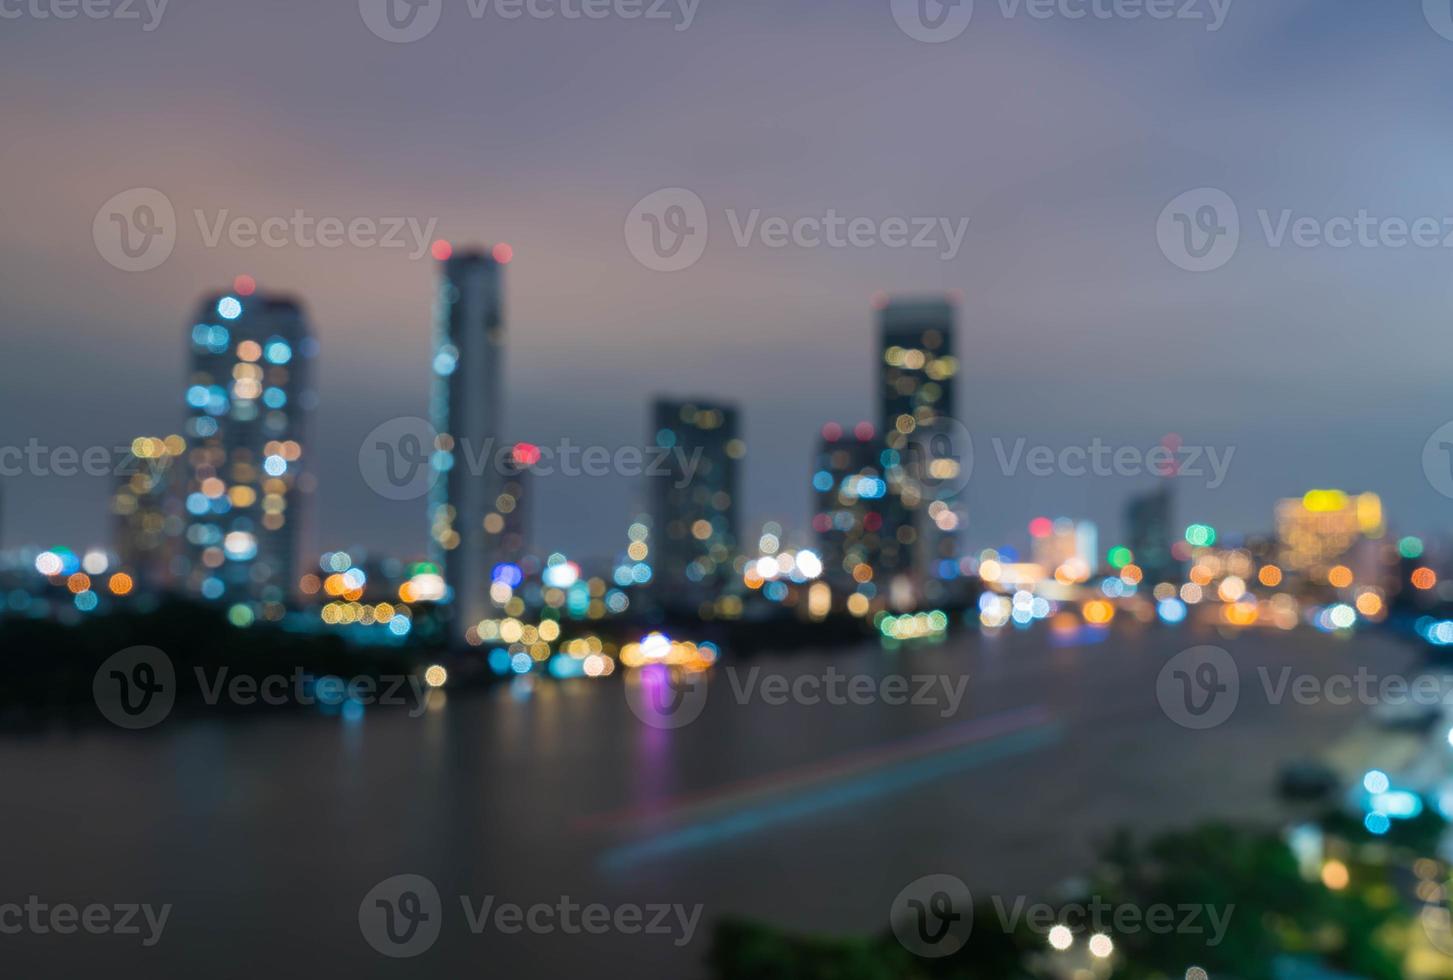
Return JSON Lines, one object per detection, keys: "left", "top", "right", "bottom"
{"left": 1126, "top": 484, "right": 1178, "bottom": 585}
{"left": 1276, "top": 490, "right": 1384, "bottom": 578}
{"left": 182, "top": 291, "right": 314, "bottom": 619}
{"left": 429, "top": 249, "right": 506, "bottom": 638}
{"left": 111, "top": 435, "right": 187, "bottom": 594}
{"left": 877, "top": 297, "right": 961, "bottom": 592}
{"left": 485, "top": 441, "right": 536, "bottom": 570}
{"left": 811, "top": 423, "right": 911, "bottom": 593}
{"left": 1030, "top": 517, "right": 1098, "bottom": 582}
{"left": 649, "top": 398, "right": 743, "bottom": 613}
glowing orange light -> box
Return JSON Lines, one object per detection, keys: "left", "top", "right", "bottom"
{"left": 1321, "top": 860, "right": 1349, "bottom": 891}
{"left": 431, "top": 240, "right": 453, "bottom": 261}
{"left": 67, "top": 573, "right": 91, "bottom": 594}
{"left": 108, "top": 573, "right": 134, "bottom": 596}
{"left": 1327, "top": 565, "right": 1354, "bottom": 589}
{"left": 1082, "top": 600, "right": 1115, "bottom": 626}
{"left": 1258, "top": 565, "right": 1283, "bottom": 588}
{"left": 1413, "top": 567, "right": 1437, "bottom": 591}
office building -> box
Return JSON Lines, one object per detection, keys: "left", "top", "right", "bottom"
{"left": 429, "top": 248, "right": 506, "bottom": 638}
{"left": 111, "top": 435, "right": 187, "bottom": 594}
{"left": 182, "top": 290, "right": 314, "bottom": 619}
{"left": 877, "top": 297, "right": 961, "bottom": 589}
{"left": 649, "top": 398, "right": 743, "bottom": 613}
{"left": 1126, "top": 484, "right": 1179, "bottom": 585}
{"left": 811, "top": 423, "right": 911, "bottom": 592}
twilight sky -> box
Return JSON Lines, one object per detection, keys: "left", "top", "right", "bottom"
{"left": 2, "top": 0, "right": 1451, "bottom": 565}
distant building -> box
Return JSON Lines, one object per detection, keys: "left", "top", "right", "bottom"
{"left": 429, "top": 249, "right": 506, "bottom": 639}
{"left": 1126, "top": 484, "right": 1179, "bottom": 585}
{"left": 877, "top": 297, "right": 962, "bottom": 593}
{"left": 811, "top": 423, "right": 911, "bottom": 592}
{"left": 1276, "top": 490, "right": 1384, "bottom": 577}
{"left": 181, "top": 291, "right": 314, "bottom": 618}
{"left": 1030, "top": 517, "right": 1098, "bottom": 582}
{"left": 111, "top": 435, "right": 187, "bottom": 594}
{"left": 649, "top": 398, "right": 743, "bottom": 613}
{"left": 485, "top": 442, "right": 536, "bottom": 570}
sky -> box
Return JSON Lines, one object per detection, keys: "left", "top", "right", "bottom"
{"left": 1, "top": 0, "right": 1451, "bottom": 566}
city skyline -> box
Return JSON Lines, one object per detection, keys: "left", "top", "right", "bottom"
{"left": 4, "top": 0, "right": 1453, "bottom": 563}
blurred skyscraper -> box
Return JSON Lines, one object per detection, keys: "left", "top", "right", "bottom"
{"left": 429, "top": 249, "right": 506, "bottom": 638}
{"left": 487, "top": 442, "right": 536, "bottom": 569}
{"left": 1126, "top": 484, "right": 1178, "bottom": 586}
{"left": 111, "top": 435, "right": 187, "bottom": 594}
{"left": 649, "top": 398, "right": 743, "bottom": 615}
{"left": 1030, "top": 517, "right": 1098, "bottom": 582}
{"left": 811, "top": 423, "right": 910, "bottom": 594}
{"left": 182, "top": 291, "right": 314, "bottom": 620}
{"left": 1276, "top": 490, "right": 1384, "bottom": 580}
{"left": 877, "top": 297, "right": 962, "bottom": 597}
